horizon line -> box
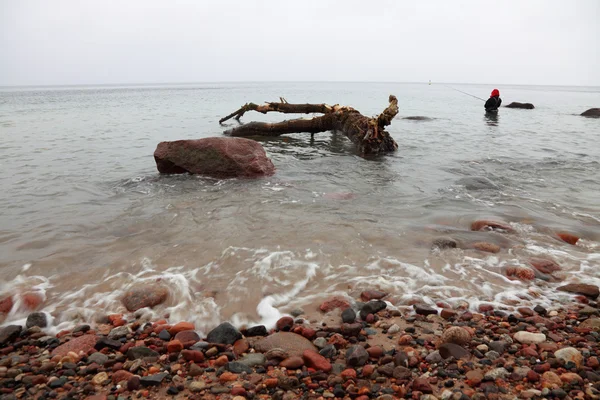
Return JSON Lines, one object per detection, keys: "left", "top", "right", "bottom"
{"left": 1, "top": 80, "right": 599, "bottom": 89}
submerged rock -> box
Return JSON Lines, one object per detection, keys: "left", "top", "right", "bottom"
{"left": 506, "top": 102, "right": 535, "bottom": 109}
{"left": 456, "top": 176, "right": 498, "bottom": 190}
{"left": 471, "top": 220, "right": 514, "bottom": 233}
{"left": 402, "top": 116, "right": 434, "bottom": 121}
{"left": 581, "top": 108, "right": 600, "bottom": 117}
{"left": 26, "top": 312, "right": 48, "bottom": 328}
{"left": 557, "top": 283, "right": 599, "bottom": 299}
{"left": 431, "top": 237, "right": 458, "bottom": 250}
{"left": 122, "top": 285, "right": 169, "bottom": 312}
{"left": 154, "top": 137, "right": 275, "bottom": 178}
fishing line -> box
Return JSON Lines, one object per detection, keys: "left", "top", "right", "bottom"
{"left": 442, "top": 85, "right": 486, "bottom": 102}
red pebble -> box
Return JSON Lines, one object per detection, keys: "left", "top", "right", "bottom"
{"left": 301, "top": 328, "right": 316, "bottom": 340}
{"left": 276, "top": 316, "right": 294, "bottom": 331}
{"left": 181, "top": 350, "right": 204, "bottom": 362}
{"left": 231, "top": 387, "right": 246, "bottom": 396}
{"left": 302, "top": 349, "right": 332, "bottom": 372}
{"left": 341, "top": 368, "right": 357, "bottom": 380}
{"left": 166, "top": 339, "right": 183, "bottom": 353}
{"left": 168, "top": 322, "right": 194, "bottom": 336}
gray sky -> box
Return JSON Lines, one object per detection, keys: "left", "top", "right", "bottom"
{"left": 1, "top": 0, "right": 598, "bottom": 86}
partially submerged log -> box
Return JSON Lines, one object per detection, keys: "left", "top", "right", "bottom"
{"left": 219, "top": 96, "right": 399, "bottom": 155}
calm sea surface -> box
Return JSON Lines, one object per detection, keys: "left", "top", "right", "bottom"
{"left": 1, "top": 82, "right": 599, "bottom": 332}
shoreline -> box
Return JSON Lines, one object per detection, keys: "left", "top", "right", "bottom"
{"left": 1, "top": 287, "right": 600, "bottom": 400}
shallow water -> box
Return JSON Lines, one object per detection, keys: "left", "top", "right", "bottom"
{"left": 1, "top": 82, "right": 599, "bottom": 334}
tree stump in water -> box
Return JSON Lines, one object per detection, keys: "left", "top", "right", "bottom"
{"left": 219, "top": 95, "right": 399, "bottom": 155}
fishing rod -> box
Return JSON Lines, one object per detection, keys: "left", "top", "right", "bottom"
{"left": 443, "top": 85, "right": 486, "bottom": 102}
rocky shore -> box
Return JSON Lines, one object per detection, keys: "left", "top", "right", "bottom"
{"left": 2, "top": 283, "right": 600, "bottom": 400}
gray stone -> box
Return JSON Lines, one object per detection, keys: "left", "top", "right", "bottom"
{"left": 188, "top": 380, "right": 206, "bottom": 392}
{"left": 425, "top": 351, "right": 443, "bottom": 364}
{"left": 360, "top": 300, "right": 386, "bottom": 320}
{"left": 313, "top": 337, "right": 327, "bottom": 349}
{"left": 488, "top": 340, "right": 507, "bottom": 354}
{"left": 346, "top": 345, "right": 369, "bottom": 367}
{"left": 320, "top": 344, "right": 337, "bottom": 359}
{"left": 140, "top": 372, "right": 168, "bottom": 386}
{"left": 87, "top": 352, "right": 108, "bottom": 366}
{"left": 387, "top": 324, "right": 400, "bottom": 334}
{"left": 127, "top": 346, "right": 159, "bottom": 360}
{"left": 227, "top": 361, "right": 252, "bottom": 374}
{"left": 484, "top": 350, "right": 500, "bottom": 361}
{"left": 237, "top": 353, "right": 266, "bottom": 367}
{"left": 484, "top": 367, "right": 509, "bottom": 380}
{"left": 108, "top": 326, "right": 130, "bottom": 340}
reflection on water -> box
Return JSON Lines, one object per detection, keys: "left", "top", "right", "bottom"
{"left": 484, "top": 110, "right": 499, "bottom": 126}
{"left": 1, "top": 82, "right": 599, "bottom": 331}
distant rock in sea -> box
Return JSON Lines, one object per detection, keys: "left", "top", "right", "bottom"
{"left": 581, "top": 108, "right": 600, "bottom": 118}
{"left": 506, "top": 102, "right": 535, "bottom": 109}
{"left": 402, "top": 116, "right": 434, "bottom": 121}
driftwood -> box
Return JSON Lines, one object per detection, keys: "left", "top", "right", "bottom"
{"left": 219, "top": 95, "right": 399, "bottom": 155}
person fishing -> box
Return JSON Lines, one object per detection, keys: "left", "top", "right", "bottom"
{"left": 484, "top": 89, "right": 502, "bottom": 112}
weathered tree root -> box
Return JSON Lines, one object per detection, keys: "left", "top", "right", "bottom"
{"left": 219, "top": 95, "right": 399, "bottom": 155}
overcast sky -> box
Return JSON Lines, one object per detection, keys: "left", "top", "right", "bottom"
{"left": 1, "top": 0, "right": 598, "bottom": 86}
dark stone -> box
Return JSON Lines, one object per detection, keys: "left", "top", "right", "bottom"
{"left": 505, "top": 102, "right": 535, "bottom": 109}
{"left": 581, "top": 108, "right": 600, "bottom": 118}
{"left": 359, "top": 300, "right": 387, "bottom": 320}
{"left": 48, "top": 377, "right": 67, "bottom": 389}
{"left": 245, "top": 325, "right": 268, "bottom": 337}
{"left": 227, "top": 362, "right": 252, "bottom": 374}
{"left": 319, "top": 344, "right": 337, "bottom": 359}
{"left": 25, "top": 313, "right": 47, "bottom": 329}
{"left": 533, "top": 305, "right": 547, "bottom": 316}
{"left": 341, "top": 323, "right": 362, "bottom": 337}
{"left": 207, "top": 322, "right": 242, "bottom": 345}
{"left": 551, "top": 389, "right": 568, "bottom": 399}
{"left": 127, "top": 346, "right": 159, "bottom": 360}
{"left": 488, "top": 341, "right": 507, "bottom": 354}
{"left": 73, "top": 325, "right": 90, "bottom": 334}
{"left": 167, "top": 386, "right": 179, "bottom": 395}
{"left": 95, "top": 337, "right": 122, "bottom": 351}
{"left": 0, "top": 326, "right": 22, "bottom": 346}
{"left": 154, "top": 138, "right": 276, "bottom": 178}
{"left": 140, "top": 372, "right": 168, "bottom": 386}
{"left": 341, "top": 308, "right": 356, "bottom": 323}
{"left": 158, "top": 330, "right": 171, "bottom": 341}
{"left": 414, "top": 304, "right": 437, "bottom": 316}
{"left": 346, "top": 345, "right": 369, "bottom": 367}
{"left": 438, "top": 343, "right": 470, "bottom": 360}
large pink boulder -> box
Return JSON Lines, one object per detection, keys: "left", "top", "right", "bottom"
{"left": 154, "top": 137, "right": 275, "bottom": 178}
